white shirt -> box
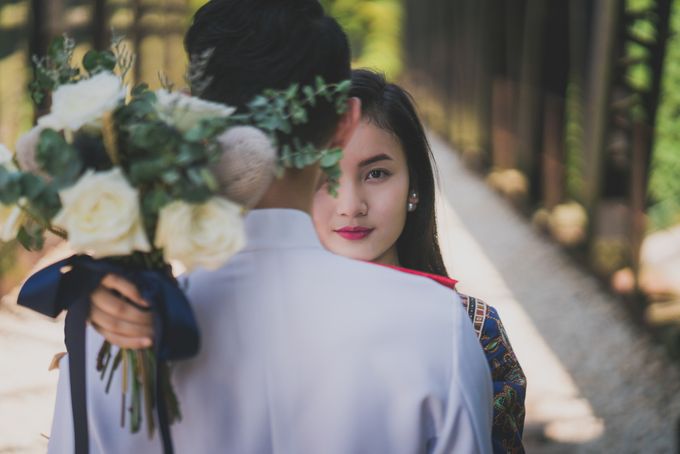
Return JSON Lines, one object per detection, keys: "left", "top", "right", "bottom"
{"left": 48, "top": 209, "right": 493, "bottom": 453}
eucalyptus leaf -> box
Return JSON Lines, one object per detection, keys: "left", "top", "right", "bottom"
{"left": 17, "top": 224, "right": 45, "bottom": 251}
{"left": 35, "top": 130, "right": 82, "bottom": 189}
{"left": 129, "top": 158, "right": 169, "bottom": 183}
{"left": 249, "top": 96, "right": 269, "bottom": 109}
{"left": 285, "top": 83, "right": 299, "bottom": 99}
{"left": 176, "top": 143, "right": 200, "bottom": 166}
{"left": 315, "top": 76, "right": 326, "bottom": 91}
{"left": 83, "top": 50, "right": 116, "bottom": 75}
{"left": 303, "top": 86, "right": 316, "bottom": 106}
{"left": 187, "top": 167, "right": 206, "bottom": 186}
{"left": 30, "top": 186, "right": 62, "bottom": 221}
{"left": 143, "top": 188, "right": 172, "bottom": 214}
{"left": 19, "top": 173, "right": 47, "bottom": 199}
{"left": 336, "top": 79, "right": 351, "bottom": 93}
{"left": 320, "top": 148, "right": 343, "bottom": 168}
{"left": 128, "top": 122, "right": 175, "bottom": 150}
{"left": 200, "top": 168, "right": 218, "bottom": 191}
{"left": 181, "top": 186, "right": 211, "bottom": 203}
{"left": 132, "top": 83, "right": 150, "bottom": 97}
{"left": 0, "top": 167, "right": 23, "bottom": 204}
{"left": 161, "top": 170, "right": 181, "bottom": 185}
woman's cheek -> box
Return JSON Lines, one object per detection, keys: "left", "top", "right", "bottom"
{"left": 311, "top": 194, "right": 335, "bottom": 246}
{"left": 377, "top": 179, "right": 409, "bottom": 225}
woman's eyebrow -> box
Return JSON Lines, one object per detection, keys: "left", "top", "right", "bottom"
{"left": 358, "top": 153, "right": 393, "bottom": 167}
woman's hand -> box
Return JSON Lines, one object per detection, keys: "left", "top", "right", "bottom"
{"left": 89, "top": 274, "right": 154, "bottom": 349}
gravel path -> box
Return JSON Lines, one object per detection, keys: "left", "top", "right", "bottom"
{"left": 1, "top": 135, "right": 679, "bottom": 453}
{"left": 430, "top": 132, "right": 680, "bottom": 453}
{"left": 0, "top": 245, "right": 69, "bottom": 453}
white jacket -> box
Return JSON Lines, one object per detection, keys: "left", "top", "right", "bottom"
{"left": 48, "top": 208, "right": 492, "bottom": 453}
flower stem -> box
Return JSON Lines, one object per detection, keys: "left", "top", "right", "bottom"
{"left": 17, "top": 202, "right": 67, "bottom": 239}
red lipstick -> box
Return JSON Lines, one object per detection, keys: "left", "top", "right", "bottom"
{"left": 334, "top": 226, "right": 374, "bottom": 240}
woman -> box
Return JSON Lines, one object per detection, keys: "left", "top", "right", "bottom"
{"left": 312, "top": 69, "right": 526, "bottom": 453}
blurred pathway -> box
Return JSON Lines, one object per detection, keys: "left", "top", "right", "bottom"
{"left": 1, "top": 136, "right": 680, "bottom": 453}
{"left": 431, "top": 133, "right": 680, "bottom": 453}
{"left": 0, "top": 245, "right": 69, "bottom": 453}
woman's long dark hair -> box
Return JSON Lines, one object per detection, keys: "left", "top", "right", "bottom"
{"left": 349, "top": 69, "right": 449, "bottom": 277}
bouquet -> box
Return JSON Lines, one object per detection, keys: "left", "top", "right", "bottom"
{"left": 0, "top": 35, "right": 349, "bottom": 451}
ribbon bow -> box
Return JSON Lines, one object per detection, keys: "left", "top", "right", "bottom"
{"left": 18, "top": 254, "right": 200, "bottom": 454}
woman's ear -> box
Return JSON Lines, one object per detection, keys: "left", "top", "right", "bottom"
{"left": 328, "top": 97, "right": 361, "bottom": 149}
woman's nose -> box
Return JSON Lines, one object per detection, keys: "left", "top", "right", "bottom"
{"left": 335, "top": 182, "right": 367, "bottom": 217}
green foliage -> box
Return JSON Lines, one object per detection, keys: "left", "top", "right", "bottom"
{"left": 110, "top": 73, "right": 351, "bottom": 232}
{"left": 648, "top": 0, "right": 680, "bottom": 229}
{"left": 318, "top": 148, "right": 344, "bottom": 196}
{"left": 82, "top": 49, "right": 117, "bottom": 76}
{"left": 0, "top": 165, "right": 61, "bottom": 249}
{"left": 243, "top": 77, "right": 351, "bottom": 194}
{"left": 0, "top": 166, "right": 22, "bottom": 204}
{"left": 564, "top": 79, "right": 586, "bottom": 204}
{"left": 6, "top": 35, "right": 352, "bottom": 254}
{"left": 26, "top": 181, "right": 61, "bottom": 223}
{"left": 320, "top": 0, "right": 403, "bottom": 78}
{"left": 36, "top": 129, "right": 82, "bottom": 188}
{"left": 29, "top": 35, "right": 80, "bottom": 105}
{"left": 16, "top": 224, "right": 45, "bottom": 251}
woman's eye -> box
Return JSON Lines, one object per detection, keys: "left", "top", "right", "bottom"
{"left": 366, "top": 169, "right": 390, "bottom": 180}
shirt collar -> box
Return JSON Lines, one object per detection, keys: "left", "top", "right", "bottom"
{"left": 242, "top": 208, "right": 323, "bottom": 252}
{"left": 377, "top": 263, "right": 459, "bottom": 289}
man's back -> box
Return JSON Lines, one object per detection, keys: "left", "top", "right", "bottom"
{"left": 48, "top": 209, "right": 492, "bottom": 453}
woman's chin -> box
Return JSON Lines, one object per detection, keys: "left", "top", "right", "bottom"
{"left": 326, "top": 245, "right": 377, "bottom": 263}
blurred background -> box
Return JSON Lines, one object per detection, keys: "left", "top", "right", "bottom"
{"left": 1, "top": 0, "right": 679, "bottom": 452}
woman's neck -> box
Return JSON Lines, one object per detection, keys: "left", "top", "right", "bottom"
{"left": 371, "top": 246, "right": 400, "bottom": 267}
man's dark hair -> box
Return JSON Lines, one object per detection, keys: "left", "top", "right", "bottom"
{"left": 185, "top": 0, "right": 351, "bottom": 148}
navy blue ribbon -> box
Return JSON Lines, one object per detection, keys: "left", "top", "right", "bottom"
{"left": 17, "top": 254, "right": 200, "bottom": 454}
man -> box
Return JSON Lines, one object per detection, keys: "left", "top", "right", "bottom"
{"left": 48, "top": 1, "right": 493, "bottom": 452}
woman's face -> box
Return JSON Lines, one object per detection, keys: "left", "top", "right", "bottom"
{"left": 312, "top": 120, "right": 411, "bottom": 265}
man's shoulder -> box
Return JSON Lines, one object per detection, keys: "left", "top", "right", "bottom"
{"left": 308, "top": 251, "right": 457, "bottom": 294}
{"left": 186, "top": 246, "right": 464, "bottom": 324}
{"left": 327, "top": 254, "right": 462, "bottom": 307}
{"left": 288, "top": 252, "right": 467, "bottom": 329}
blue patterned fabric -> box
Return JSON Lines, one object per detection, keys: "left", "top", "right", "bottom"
{"left": 460, "top": 294, "right": 526, "bottom": 454}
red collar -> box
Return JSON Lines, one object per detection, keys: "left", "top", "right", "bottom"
{"left": 376, "top": 264, "right": 458, "bottom": 290}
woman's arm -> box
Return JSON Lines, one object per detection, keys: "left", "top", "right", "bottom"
{"left": 481, "top": 306, "right": 527, "bottom": 453}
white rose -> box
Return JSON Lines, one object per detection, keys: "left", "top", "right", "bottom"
{"left": 155, "top": 89, "right": 236, "bottom": 132}
{"left": 38, "top": 72, "right": 126, "bottom": 132}
{"left": 53, "top": 168, "right": 151, "bottom": 257}
{"left": 0, "top": 202, "right": 26, "bottom": 242}
{"left": 155, "top": 197, "right": 245, "bottom": 272}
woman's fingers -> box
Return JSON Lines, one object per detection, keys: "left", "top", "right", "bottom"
{"left": 90, "top": 320, "right": 153, "bottom": 350}
{"left": 91, "top": 285, "right": 151, "bottom": 325}
{"left": 100, "top": 273, "right": 150, "bottom": 309}
{"left": 90, "top": 303, "right": 154, "bottom": 339}
{"left": 88, "top": 274, "right": 155, "bottom": 349}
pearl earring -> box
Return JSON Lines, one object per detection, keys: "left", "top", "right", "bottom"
{"left": 407, "top": 191, "right": 418, "bottom": 212}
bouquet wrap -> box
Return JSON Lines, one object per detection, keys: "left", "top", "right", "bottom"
{"left": 18, "top": 255, "right": 199, "bottom": 453}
